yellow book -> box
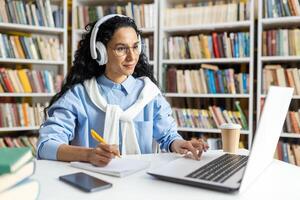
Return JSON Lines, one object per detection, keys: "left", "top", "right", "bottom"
{"left": 17, "top": 69, "right": 32, "bottom": 93}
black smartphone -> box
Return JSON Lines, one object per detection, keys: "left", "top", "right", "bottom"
{"left": 59, "top": 172, "right": 112, "bottom": 192}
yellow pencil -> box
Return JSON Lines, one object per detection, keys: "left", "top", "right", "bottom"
{"left": 91, "top": 129, "right": 121, "bottom": 158}
{"left": 91, "top": 129, "right": 107, "bottom": 144}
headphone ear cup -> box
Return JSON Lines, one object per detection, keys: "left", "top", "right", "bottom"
{"left": 95, "top": 41, "right": 107, "bottom": 65}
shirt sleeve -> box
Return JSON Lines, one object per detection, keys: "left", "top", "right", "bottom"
{"left": 152, "top": 94, "right": 183, "bottom": 152}
{"left": 37, "top": 89, "right": 83, "bottom": 160}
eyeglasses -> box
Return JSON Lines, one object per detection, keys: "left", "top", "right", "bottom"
{"left": 109, "top": 44, "right": 141, "bottom": 57}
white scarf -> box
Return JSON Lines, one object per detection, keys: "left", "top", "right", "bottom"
{"left": 84, "top": 76, "right": 160, "bottom": 155}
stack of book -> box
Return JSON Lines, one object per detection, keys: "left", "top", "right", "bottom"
{"left": 0, "top": 147, "right": 39, "bottom": 199}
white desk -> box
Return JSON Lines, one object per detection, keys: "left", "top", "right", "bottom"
{"left": 33, "top": 151, "right": 300, "bottom": 200}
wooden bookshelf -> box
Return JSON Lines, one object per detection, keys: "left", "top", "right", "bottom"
{"left": 0, "top": 0, "right": 68, "bottom": 133}
{"left": 257, "top": 0, "right": 300, "bottom": 166}
{"left": 159, "top": 0, "right": 255, "bottom": 149}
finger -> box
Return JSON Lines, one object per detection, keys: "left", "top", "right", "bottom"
{"left": 177, "top": 148, "right": 189, "bottom": 155}
{"left": 192, "top": 139, "right": 209, "bottom": 152}
{"left": 198, "top": 149, "right": 203, "bottom": 159}
{"left": 95, "top": 147, "right": 115, "bottom": 159}
{"left": 183, "top": 142, "right": 199, "bottom": 160}
{"left": 110, "top": 144, "right": 120, "bottom": 157}
{"left": 99, "top": 143, "right": 115, "bottom": 152}
{"left": 91, "top": 155, "right": 112, "bottom": 166}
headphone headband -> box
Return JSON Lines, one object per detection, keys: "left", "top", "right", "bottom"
{"left": 90, "top": 14, "right": 128, "bottom": 59}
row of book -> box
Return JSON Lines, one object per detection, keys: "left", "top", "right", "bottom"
{"left": 76, "top": 2, "right": 155, "bottom": 29}
{"left": 204, "top": 137, "right": 245, "bottom": 150}
{"left": 164, "top": 32, "right": 250, "bottom": 59}
{"left": 284, "top": 110, "right": 300, "bottom": 133}
{"left": 0, "top": 0, "right": 63, "bottom": 28}
{"left": 172, "top": 101, "right": 248, "bottom": 130}
{"left": 0, "top": 147, "right": 39, "bottom": 199}
{"left": 0, "top": 68, "right": 62, "bottom": 93}
{"left": 0, "top": 136, "right": 38, "bottom": 155}
{"left": 262, "top": 65, "right": 300, "bottom": 95}
{"left": 275, "top": 141, "right": 300, "bottom": 166}
{"left": 262, "top": 29, "right": 300, "bottom": 57}
{"left": 166, "top": 64, "right": 249, "bottom": 94}
{"left": 264, "top": 0, "right": 300, "bottom": 18}
{"left": 164, "top": 1, "right": 251, "bottom": 27}
{"left": 0, "top": 33, "right": 63, "bottom": 61}
{"left": 0, "top": 102, "right": 47, "bottom": 128}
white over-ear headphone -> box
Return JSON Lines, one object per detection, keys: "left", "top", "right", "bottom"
{"left": 90, "top": 14, "right": 142, "bottom": 66}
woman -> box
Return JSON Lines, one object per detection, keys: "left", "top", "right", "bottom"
{"left": 37, "top": 14, "right": 208, "bottom": 166}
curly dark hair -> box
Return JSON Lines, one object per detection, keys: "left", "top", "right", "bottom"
{"left": 44, "top": 16, "right": 157, "bottom": 116}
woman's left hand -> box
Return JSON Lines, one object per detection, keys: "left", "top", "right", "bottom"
{"left": 170, "top": 138, "right": 209, "bottom": 160}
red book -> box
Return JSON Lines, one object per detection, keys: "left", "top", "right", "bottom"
{"left": 212, "top": 32, "right": 220, "bottom": 58}
{"left": 0, "top": 68, "right": 14, "bottom": 92}
{"left": 167, "top": 67, "right": 177, "bottom": 92}
{"left": 4, "top": 137, "right": 15, "bottom": 147}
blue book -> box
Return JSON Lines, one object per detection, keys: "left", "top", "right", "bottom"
{"left": 267, "top": 0, "right": 273, "bottom": 18}
{"left": 234, "top": 33, "right": 239, "bottom": 58}
{"left": 207, "top": 36, "right": 215, "bottom": 58}
{"left": 217, "top": 70, "right": 225, "bottom": 93}
{"left": 282, "top": 0, "right": 291, "bottom": 16}
{"left": 282, "top": 143, "right": 289, "bottom": 163}
{"left": 209, "top": 70, "right": 217, "bottom": 94}
{"left": 238, "top": 33, "right": 244, "bottom": 57}
{"left": 242, "top": 73, "right": 248, "bottom": 94}
{"left": 205, "top": 70, "right": 212, "bottom": 93}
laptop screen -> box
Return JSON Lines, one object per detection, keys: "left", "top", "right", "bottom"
{"left": 239, "top": 86, "right": 293, "bottom": 192}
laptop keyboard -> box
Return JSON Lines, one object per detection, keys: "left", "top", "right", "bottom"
{"left": 186, "top": 154, "right": 248, "bottom": 183}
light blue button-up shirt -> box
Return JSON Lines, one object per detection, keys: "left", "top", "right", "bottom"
{"left": 37, "top": 75, "right": 182, "bottom": 160}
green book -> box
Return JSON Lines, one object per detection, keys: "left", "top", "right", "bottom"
{"left": 0, "top": 147, "right": 32, "bottom": 175}
{"left": 235, "top": 101, "right": 248, "bottom": 130}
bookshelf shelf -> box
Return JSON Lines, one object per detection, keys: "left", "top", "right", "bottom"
{"left": 261, "top": 95, "right": 300, "bottom": 100}
{"left": 0, "top": 126, "right": 40, "bottom": 132}
{"left": 162, "top": 58, "right": 250, "bottom": 64}
{"left": 261, "top": 56, "right": 300, "bottom": 62}
{"left": 75, "top": 29, "right": 86, "bottom": 34}
{"left": 164, "top": 93, "right": 250, "bottom": 98}
{"left": 75, "top": 27, "right": 155, "bottom": 35}
{"left": 261, "top": 16, "right": 300, "bottom": 28}
{"left": 163, "top": 20, "right": 251, "bottom": 33}
{"left": 159, "top": 0, "right": 254, "bottom": 149}
{"left": 0, "top": 23, "right": 65, "bottom": 34}
{"left": 281, "top": 133, "right": 300, "bottom": 139}
{"left": 177, "top": 127, "right": 249, "bottom": 135}
{"left": 0, "top": 93, "right": 55, "bottom": 97}
{"left": 0, "top": 58, "right": 65, "bottom": 65}
{"left": 140, "top": 27, "right": 155, "bottom": 33}
{"left": 0, "top": 0, "right": 68, "bottom": 134}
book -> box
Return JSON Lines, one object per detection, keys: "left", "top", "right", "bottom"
{"left": 0, "top": 147, "right": 32, "bottom": 174}
{"left": 0, "top": 179, "right": 39, "bottom": 200}
{"left": 0, "top": 161, "right": 35, "bottom": 192}
{"left": 70, "top": 158, "right": 150, "bottom": 177}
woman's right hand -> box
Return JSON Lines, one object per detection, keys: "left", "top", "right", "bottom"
{"left": 87, "top": 144, "right": 120, "bottom": 167}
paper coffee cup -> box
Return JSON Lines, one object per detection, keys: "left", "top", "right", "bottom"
{"left": 220, "top": 123, "right": 241, "bottom": 154}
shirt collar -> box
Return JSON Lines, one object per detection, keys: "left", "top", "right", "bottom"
{"left": 97, "top": 75, "right": 136, "bottom": 94}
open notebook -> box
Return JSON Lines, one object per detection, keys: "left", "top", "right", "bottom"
{"left": 70, "top": 158, "right": 150, "bottom": 177}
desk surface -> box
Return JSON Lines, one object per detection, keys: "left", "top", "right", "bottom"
{"left": 32, "top": 151, "right": 300, "bottom": 200}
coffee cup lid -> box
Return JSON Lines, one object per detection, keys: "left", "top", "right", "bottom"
{"left": 220, "top": 123, "right": 242, "bottom": 129}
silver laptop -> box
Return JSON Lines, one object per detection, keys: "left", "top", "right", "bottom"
{"left": 148, "top": 86, "right": 293, "bottom": 193}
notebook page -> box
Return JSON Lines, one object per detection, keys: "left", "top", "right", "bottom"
{"left": 70, "top": 158, "right": 150, "bottom": 177}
